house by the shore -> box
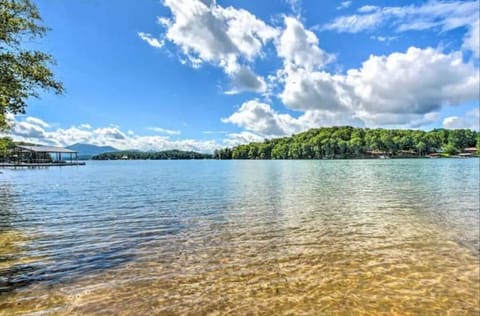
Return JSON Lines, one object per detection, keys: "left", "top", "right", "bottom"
{"left": 458, "top": 147, "right": 478, "bottom": 158}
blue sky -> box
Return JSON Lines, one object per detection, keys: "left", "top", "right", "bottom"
{"left": 7, "top": 0, "right": 480, "bottom": 152}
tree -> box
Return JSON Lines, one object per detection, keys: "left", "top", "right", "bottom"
{"left": 213, "top": 126, "right": 479, "bottom": 160}
{"left": 443, "top": 143, "right": 459, "bottom": 156}
{"left": 477, "top": 134, "right": 480, "bottom": 155}
{"left": 1, "top": 0, "right": 63, "bottom": 130}
{"left": 415, "top": 141, "right": 427, "bottom": 156}
{"left": 0, "top": 136, "right": 12, "bottom": 161}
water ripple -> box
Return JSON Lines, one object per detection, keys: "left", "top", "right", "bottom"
{"left": 0, "top": 159, "right": 479, "bottom": 314}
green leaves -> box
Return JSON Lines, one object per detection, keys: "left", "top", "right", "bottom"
{"left": 0, "top": 0, "right": 63, "bottom": 129}
{"left": 92, "top": 150, "right": 212, "bottom": 160}
{"left": 214, "top": 127, "right": 479, "bottom": 159}
{"left": 0, "top": 0, "right": 46, "bottom": 48}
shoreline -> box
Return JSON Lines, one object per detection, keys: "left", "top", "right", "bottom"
{"left": 0, "top": 162, "right": 86, "bottom": 168}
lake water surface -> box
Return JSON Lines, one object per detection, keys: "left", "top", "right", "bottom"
{"left": 0, "top": 159, "right": 479, "bottom": 314}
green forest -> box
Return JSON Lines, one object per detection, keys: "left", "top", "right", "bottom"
{"left": 92, "top": 150, "right": 212, "bottom": 160}
{"left": 214, "top": 127, "right": 479, "bottom": 159}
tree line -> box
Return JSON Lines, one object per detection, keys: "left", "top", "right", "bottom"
{"left": 214, "top": 127, "right": 479, "bottom": 159}
{"left": 92, "top": 150, "right": 212, "bottom": 160}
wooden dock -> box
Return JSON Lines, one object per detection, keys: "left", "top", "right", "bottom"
{"left": 0, "top": 162, "right": 86, "bottom": 168}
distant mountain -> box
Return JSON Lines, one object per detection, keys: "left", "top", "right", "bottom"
{"left": 67, "top": 143, "right": 118, "bottom": 159}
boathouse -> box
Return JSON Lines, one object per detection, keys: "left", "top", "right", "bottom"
{"left": 13, "top": 145, "right": 79, "bottom": 164}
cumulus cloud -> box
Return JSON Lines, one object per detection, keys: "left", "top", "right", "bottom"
{"left": 274, "top": 46, "right": 479, "bottom": 127}
{"left": 25, "top": 117, "right": 50, "bottom": 128}
{"left": 93, "top": 127, "right": 128, "bottom": 140}
{"left": 269, "top": 11, "right": 478, "bottom": 129}
{"left": 215, "top": 9, "right": 478, "bottom": 132}
{"left": 347, "top": 47, "right": 479, "bottom": 116}
{"left": 137, "top": 2, "right": 478, "bottom": 133}
{"left": 225, "top": 66, "right": 267, "bottom": 94}
{"left": 355, "top": 112, "right": 440, "bottom": 128}
{"left": 151, "top": 0, "right": 278, "bottom": 93}
{"left": 5, "top": 116, "right": 220, "bottom": 153}
{"left": 11, "top": 120, "right": 48, "bottom": 139}
{"left": 278, "top": 68, "right": 351, "bottom": 112}
{"left": 138, "top": 32, "right": 164, "bottom": 48}
{"left": 276, "top": 17, "right": 332, "bottom": 71}
{"left": 223, "top": 131, "right": 265, "bottom": 147}
{"left": 222, "top": 100, "right": 286, "bottom": 135}
{"left": 443, "top": 108, "right": 480, "bottom": 130}
{"left": 273, "top": 17, "right": 348, "bottom": 114}
{"left": 49, "top": 126, "right": 94, "bottom": 145}
{"left": 222, "top": 100, "right": 362, "bottom": 137}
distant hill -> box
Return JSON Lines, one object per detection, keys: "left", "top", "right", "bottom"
{"left": 67, "top": 143, "right": 118, "bottom": 159}
{"left": 92, "top": 149, "right": 212, "bottom": 160}
{"left": 214, "top": 126, "right": 479, "bottom": 159}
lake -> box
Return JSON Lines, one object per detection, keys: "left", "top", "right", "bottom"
{"left": 0, "top": 159, "right": 479, "bottom": 314}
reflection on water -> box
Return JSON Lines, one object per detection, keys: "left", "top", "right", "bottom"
{"left": 0, "top": 159, "right": 479, "bottom": 314}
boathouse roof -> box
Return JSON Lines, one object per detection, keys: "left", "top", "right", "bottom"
{"left": 16, "top": 145, "right": 77, "bottom": 154}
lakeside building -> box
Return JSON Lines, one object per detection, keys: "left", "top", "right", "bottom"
{"left": 463, "top": 147, "right": 477, "bottom": 153}
{"left": 0, "top": 145, "right": 85, "bottom": 167}
{"left": 458, "top": 147, "right": 478, "bottom": 158}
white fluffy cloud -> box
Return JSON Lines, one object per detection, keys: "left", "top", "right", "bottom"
{"left": 149, "top": 0, "right": 279, "bottom": 93}
{"left": 221, "top": 44, "right": 478, "bottom": 134}
{"left": 25, "top": 117, "right": 50, "bottom": 128}
{"left": 443, "top": 108, "right": 480, "bottom": 130}
{"left": 222, "top": 100, "right": 362, "bottom": 137}
{"left": 221, "top": 100, "right": 286, "bottom": 135}
{"left": 140, "top": 2, "right": 478, "bottom": 137}
{"left": 10, "top": 119, "right": 48, "bottom": 139}
{"left": 223, "top": 131, "right": 265, "bottom": 147}
{"left": 274, "top": 46, "right": 479, "bottom": 127}
{"left": 225, "top": 66, "right": 267, "bottom": 94}
{"left": 347, "top": 47, "right": 479, "bottom": 116}
{"left": 276, "top": 17, "right": 332, "bottom": 71}
{"left": 274, "top": 17, "right": 348, "bottom": 114}
{"left": 356, "top": 112, "right": 440, "bottom": 128}
{"left": 6, "top": 116, "right": 220, "bottom": 153}
{"left": 6, "top": 116, "right": 296, "bottom": 152}
{"left": 279, "top": 68, "right": 351, "bottom": 112}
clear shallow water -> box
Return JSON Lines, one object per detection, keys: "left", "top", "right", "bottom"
{"left": 0, "top": 159, "right": 479, "bottom": 315}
